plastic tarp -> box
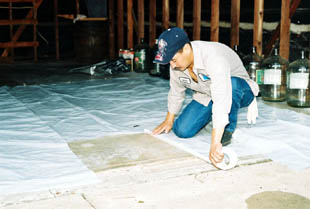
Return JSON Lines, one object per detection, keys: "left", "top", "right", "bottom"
{"left": 0, "top": 86, "right": 100, "bottom": 196}
{"left": 0, "top": 73, "right": 309, "bottom": 195}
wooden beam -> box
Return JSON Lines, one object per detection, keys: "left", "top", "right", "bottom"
{"left": 109, "top": 0, "right": 115, "bottom": 59}
{"left": 33, "top": 0, "right": 37, "bottom": 61}
{"left": 264, "top": 0, "right": 301, "bottom": 56}
{"left": 253, "top": 0, "right": 264, "bottom": 56}
{"left": 230, "top": 0, "right": 240, "bottom": 48}
{"left": 117, "top": 0, "right": 124, "bottom": 50}
{"left": 0, "top": 0, "right": 34, "bottom": 2}
{"left": 210, "top": 0, "right": 220, "bottom": 42}
{"left": 75, "top": 0, "right": 80, "bottom": 17}
{"left": 74, "top": 17, "right": 108, "bottom": 21}
{"left": 162, "top": 0, "right": 169, "bottom": 30}
{"left": 193, "top": 0, "right": 201, "bottom": 40}
{"left": 149, "top": 0, "right": 156, "bottom": 46}
{"left": 54, "top": 0, "right": 59, "bottom": 60}
{"left": 0, "top": 19, "right": 38, "bottom": 25}
{"left": 0, "top": 41, "right": 39, "bottom": 48}
{"left": 280, "top": 0, "right": 290, "bottom": 60}
{"left": 9, "top": 1, "right": 14, "bottom": 57}
{"left": 176, "top": 0, "right": 184, "bottom": 29}
{"left": 2, "top": 0, "right": 43, "bottom": 57}
{"left": 127, "top": 0, "right": 134, "bottom": 48}
{"left": 138, "top": 0, "right": 144, "bottom": 43}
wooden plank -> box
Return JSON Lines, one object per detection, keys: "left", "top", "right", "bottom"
{"left": 210, "top": 0, "right": 220, "bottom": 42}
{"left": 149, "top": 0, "right": 156, "bottom": 46}
{"left": 2, "top": 0, "right": 43, "bottom": 57}
{"left": 280, "top": 0, "right": 290, "bottom": 60}
{"left": 253, "top": 0, "right": 264, "bottom": 56}
{"left": 0, "top": 19, "right": 38, "bottom": 25}
{"left": 176, "top": 0, "right": 184, "bottom": 29}
{"left": 230, "top": 0, "right": 240, "bottom": 48}
{"left": 193, "top": 0, "right": 201, "bottom": 40}
{"left": 0, "top": 41, "right": 39, "bottom": 48}
{"left": 117, "top": 0, "right": 124, "bottom": 50}
{"left": 162, "top": 0, "right": 169, "bottom": 30}
{"left": 127, "top": 0, "right": 134, "bottom": 48}
{"left": 264, "top": 0, "right": 301, "bottom": 56}
{"left": 138, "top": 0, "right": 144, "bottom": 43}
{"left": 109, "top": 0, "right": 115, "bottom": 59}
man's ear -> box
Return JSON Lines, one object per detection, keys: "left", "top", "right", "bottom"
{"left": 183, "top": 43, "right": 192, "bottom": 54}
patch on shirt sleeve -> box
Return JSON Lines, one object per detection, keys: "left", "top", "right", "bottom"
{"left": 179, "top": 77, "right": 191, "bottom": 85}
{"left": 198, "top": 73, "right": 210, "bottom": 82}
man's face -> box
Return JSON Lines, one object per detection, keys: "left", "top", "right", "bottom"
{"left": 169, "top": 45, "right": 192, "bottom": 71}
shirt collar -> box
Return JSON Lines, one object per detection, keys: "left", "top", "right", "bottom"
{"left": 191, "top": 41, "right": 205, "bottom": 70}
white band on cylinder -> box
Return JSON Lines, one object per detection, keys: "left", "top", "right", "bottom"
{"left": 215, "top": 147, "right": 238, "bottom": 170}
{"left": 143, "top": 129, "right": 238, "bottom": 170}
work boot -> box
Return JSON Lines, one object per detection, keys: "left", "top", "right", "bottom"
{"left": 221, "top": 130, "right": 233, "bottom": 146}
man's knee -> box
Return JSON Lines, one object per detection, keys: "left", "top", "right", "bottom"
{"left": 173, "top": 123, "right": 195, "bottom": 138}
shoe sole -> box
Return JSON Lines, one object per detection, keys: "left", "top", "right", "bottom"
{"left": 222, "top": 140, "right": 231, "bottom": 146}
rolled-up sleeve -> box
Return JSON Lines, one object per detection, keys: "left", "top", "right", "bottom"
{"left": 167, "top": 68, "right": 186, "bottom": 115}
{"left": 208, "top": 56, "right": 232, "bottom": 129}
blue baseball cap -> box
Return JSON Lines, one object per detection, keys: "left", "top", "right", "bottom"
{"left": 154, "top": 27, "right": 190, "bottom": 64}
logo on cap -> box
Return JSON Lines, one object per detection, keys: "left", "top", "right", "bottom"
{"left": 155, "top": 39, "right": 167, "bottom": 62}
{"left": 153, "top": 27, "right": 190, "bottom": 64}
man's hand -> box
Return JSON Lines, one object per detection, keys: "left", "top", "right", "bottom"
{"left": 247, "top": 97, "right": 258, "bottom": 124}
{"left": 152, "top": 120, "right": 173, "bottom": 135}
{"left": 209, "top": 142, "right": 224, "bottom": 167}
{"left": 152, "top": 112, "right": 175, "bottom": 135}
{"left": 209, "top": 127, "right": 225, "bottom": 167}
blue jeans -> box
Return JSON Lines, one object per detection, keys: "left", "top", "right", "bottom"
{"left": 173, "top": 77, "right": 254, "bottom": 138}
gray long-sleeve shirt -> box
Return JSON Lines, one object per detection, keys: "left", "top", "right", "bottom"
{"left": 168, "top": 41, "right": 259, "bottom": 129}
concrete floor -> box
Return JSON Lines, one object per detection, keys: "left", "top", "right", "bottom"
{"left": 1, "top": 133, "right": 310, "bottom": 209}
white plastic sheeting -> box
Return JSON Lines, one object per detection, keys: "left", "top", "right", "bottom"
{"left": 0, "top": 86, "right": 100, "bottom": 196}
{"left": 0, "top": 73, "right": 309, "bottom": 195}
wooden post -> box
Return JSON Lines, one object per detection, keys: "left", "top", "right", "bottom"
{"left": 210, "top": 0, "right": 219, "bottom": 42}
{"left": 280, "top": 0, "right": 291, "bottom": 60}
{"left": 193, "top": 0, "right": 201, "bottom": 40}
{"left": 117, "top": 0, "right": 124, "bottom": 51}
{"left": 162, "top": 0, "right": 169, "bottom": 30}
{"left": 253, "top": 0, "right": 264, "bottom": 56}
{"left": 176, "top": 0, "right": 184, "bottom": 29}
{"left": 75, "top": 0, "right": 80, "bottom": 17}
{"left": 149, "top": 0, "right": 156, "bottom": 46}
{"left": 109, "top": 0, "right": 115, "bottom": 59}
{"left": 54, "top": 0, "right": 59, "bottom": 60}
{"left": 138, "top": 0, "right": 144, "bottom": 43}
{"left": 2, "top": 0, "right": 43, "bottom": 58}
{"left": 9, "top": 1, "right": 14, "bottom": 57}
{"left": 230, "top": 0, "right": 240, "bottom": 48}
{"left": 264, "top": 0, "right": 301, "bottom": 56}
{"left": 127, "top": 0, "right": 134, "bottom": 49}
{"left": 33, "top": 0, "right": 37, "bottom": 61}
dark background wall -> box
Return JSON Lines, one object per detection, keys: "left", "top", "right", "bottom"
{"left": 0, "top": 0, "right": 310, "bottom": 61}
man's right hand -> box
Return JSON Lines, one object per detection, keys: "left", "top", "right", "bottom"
{"left": 152, "top": 120, "right": 173, "bottom": 135}
{"left": 152, "top": 112, "right": 175, "bottom": 135}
